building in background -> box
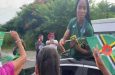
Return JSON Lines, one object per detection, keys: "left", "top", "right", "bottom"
{"left": 92, "top": 18, "right": 115, "bottom": 35}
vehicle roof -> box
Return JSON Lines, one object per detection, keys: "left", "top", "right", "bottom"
{"left": 92, "top": 18, "right": 115, "bottom": 34}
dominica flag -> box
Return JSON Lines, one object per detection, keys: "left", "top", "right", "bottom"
{"left": 0, "top": 32, "right": 5, "bottom": 65}
{"left": 86, "top": 34, "right": 115, "bottom": 75}
{"left": 0, "top": 32, "right": 14, "bottom": 63}
{"left": 0, "top": 32, "right": 5, "bottom": 47}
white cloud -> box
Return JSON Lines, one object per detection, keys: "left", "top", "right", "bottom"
{"left": 0, "top": 0, "right": 34, "bottom": 24}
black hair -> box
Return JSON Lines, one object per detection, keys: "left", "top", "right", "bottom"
{"left": 75, "top": 0, "right": 92, "bottom": 25}
{"left": 36, "top": 46, "right": 60, "bottom": 75}
{"left": 38, "top": 34, "right": 43, "bottom": 38}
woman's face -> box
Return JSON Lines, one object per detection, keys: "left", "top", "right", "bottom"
{"left": 76, "top": 0, "right": 87, "bottom": 22}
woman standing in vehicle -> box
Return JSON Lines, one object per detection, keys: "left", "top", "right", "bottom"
{"left": 59, "top": 0, "right": 94, "bottom": 60}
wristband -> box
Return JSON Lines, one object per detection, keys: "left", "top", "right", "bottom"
{"left": 15, "top": 39, "right": 21, "bottom": 43}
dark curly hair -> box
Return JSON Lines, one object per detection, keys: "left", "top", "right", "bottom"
{"left": 36, "top": 46, "right": 60, "bottom": 75}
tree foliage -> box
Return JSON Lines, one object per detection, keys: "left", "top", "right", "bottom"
{"left": 1, "top": 0, "right": 76, "bottom": 49}
{"left": 1, "top": 0, "right": 115, "bottom": 50}
{"left": 90, "top": 0, "right": 115, "bottom": 19}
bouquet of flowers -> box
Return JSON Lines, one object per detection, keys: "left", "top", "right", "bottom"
{"left": 70, "top": 35, "right": 88, "bottom": 49}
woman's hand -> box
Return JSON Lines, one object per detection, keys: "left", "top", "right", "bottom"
{"left": 70, "top": 40, "right": 77, "bottom": 48}
{"left": 10, "top": 31, "right": 27, "bottom": 75}
{"left": 59, "top": 38, "right": 66, "bottom": 53}
{"left": 10, "top": 31, "right": 21, "bottom": 41}
{"left": 59, "top": 38, "right": 66, "bottom": 45}
{"left": 75, "top": 44, "right": 89, "bottom": 54}
{"left": 93, "top": 48, "right": 104, "bottom": 69}
{"left": 93, "top": 47, "right": 111, "bottom": 75}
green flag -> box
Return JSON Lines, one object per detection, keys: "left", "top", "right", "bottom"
{"left": 0, "top": 32, "right": 5, "bottom": 64}
{"left": 0, "top": 32, "right": 14, "bottom": 63}
{"left": 86, "top": 34, "right": 115, "bottom": 75}
{"left": 0, "top": 32, "right": 5, "bottom": 47}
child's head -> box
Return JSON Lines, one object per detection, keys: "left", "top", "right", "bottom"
{"left": 38, "top": 34, "right": 44, "bottom": 41}
{"left": 48, "top": 32, "right": 55, "bottom": 40}
{"left": 36, "top": 46, "right": 60, "bottom": 75}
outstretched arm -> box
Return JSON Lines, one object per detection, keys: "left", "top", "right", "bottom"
{"left": 93, "top": 47, "right": 111, "bottom": 75}
{"left": 59, "top": 29, "right": 70, "bottom": 53}
{"left": 10, "top": 31, "right": 27, "bottom": 75}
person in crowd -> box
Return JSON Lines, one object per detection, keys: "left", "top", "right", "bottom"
{"left": 46, "top": 32, "right": 58, "bottom": 50}
{"left": 35, "top": 34, "right": 45, "bottom": 55}
{"left": 35, "top": 46, "right": 60, "bottom": 75}
{"left": 0, "top": 31, "right": 26, "bottom": 75}
{"left": 34, "top": 34, "right": 45, "bottom": 75}
{"left": 59, "top": 0, "right": 94, "bottom": 60}
{"left": 93, "top": 47, "right": 111, "bottom": 75}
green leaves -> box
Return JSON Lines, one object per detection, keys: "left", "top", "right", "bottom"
{"left": 90, "top": 0, "right": 115, "bottom": 19}
{"left": 1, "top": 0, "right": 115, "bottom": 50}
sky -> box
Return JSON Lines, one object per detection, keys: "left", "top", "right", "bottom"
{"left": 0, "top": 0, "right": 115, "bottom": 24}
{"left": 0, "top": 0, "right": 34, "bottom": 24}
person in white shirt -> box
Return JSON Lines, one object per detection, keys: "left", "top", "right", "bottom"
{"left": 46, "top": 32, "right": 58, "bottom": 50}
